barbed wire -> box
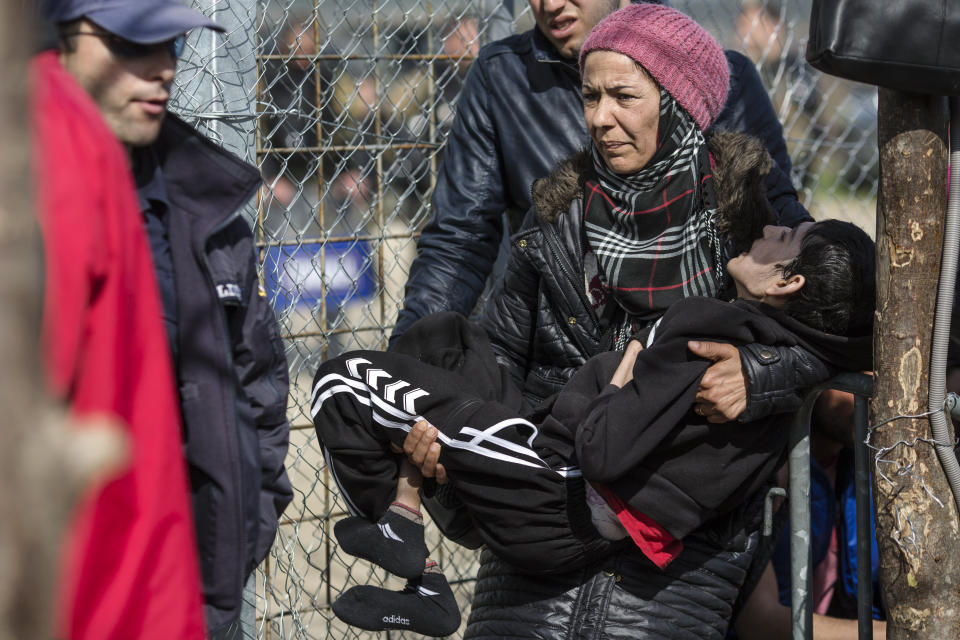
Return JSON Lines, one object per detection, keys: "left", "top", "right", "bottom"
{"left": 864, "top": 402, "right": 957, "bottom": 559}
{"left": 867, "top": 406, "right": 954, "bottom": 494}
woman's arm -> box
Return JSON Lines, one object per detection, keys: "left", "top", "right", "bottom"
{"left": 686, "top": 341, "right": 833, "bottom": 423}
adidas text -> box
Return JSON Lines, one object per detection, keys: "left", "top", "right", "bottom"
{"left": 382, "top": 614, "right": 410, "bottom": 626}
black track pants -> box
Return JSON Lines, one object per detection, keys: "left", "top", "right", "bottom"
{"left": 311, "top": 313, "right": 618, "bottom": 572}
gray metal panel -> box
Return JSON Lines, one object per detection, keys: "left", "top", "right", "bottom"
{"left": 172, "top": 0, "right": 260, "bottom": 226}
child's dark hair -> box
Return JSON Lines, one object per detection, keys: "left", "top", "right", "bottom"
{"left": 780, "top": 219, "right": 875, "bottom": 336}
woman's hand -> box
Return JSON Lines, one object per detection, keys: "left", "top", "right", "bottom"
{"left": 610, "top": 339, "right": 644, "bottom": 388}
{"left": 398, "top": 420, "right": 448, "bottom": 484}
{"left": 688, "top": 341, "right": 747, "bottom": 422}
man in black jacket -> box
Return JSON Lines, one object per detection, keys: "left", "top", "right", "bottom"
{"left": 45, "top": 1, "right": 293, "bottom": 637}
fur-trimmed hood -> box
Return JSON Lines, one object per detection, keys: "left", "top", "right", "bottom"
{"left": 530, "top": 131, "right": 776, "bottom": 254}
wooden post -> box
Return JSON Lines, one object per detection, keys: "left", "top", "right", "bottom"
{"left": 0, "top": 9, "right": 125, "bottom": 639}
{"left": 0, "top": 3, "right": 54, "bottom": 637}
{"left": 874, "top": 89, "right": 960, "bottom": 638}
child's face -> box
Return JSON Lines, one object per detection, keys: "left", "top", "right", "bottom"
{"left": 728, "top": 222, "right": 813, "bottom": 301}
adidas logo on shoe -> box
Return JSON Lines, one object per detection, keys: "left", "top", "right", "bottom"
{"left": 332, "top": 574, "right": 460, "bottom": 636}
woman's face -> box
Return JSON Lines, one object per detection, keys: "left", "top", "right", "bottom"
{"left": 582, "top": 50, "right": 660, "bottom": 175}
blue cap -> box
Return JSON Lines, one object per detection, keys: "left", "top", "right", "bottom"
{"left": 43, "top": 0, "right": 224, "bottom": 44}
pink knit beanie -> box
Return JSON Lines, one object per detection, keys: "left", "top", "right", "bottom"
{"left": 578, "top": 4, "right": 729, "bottom": 132}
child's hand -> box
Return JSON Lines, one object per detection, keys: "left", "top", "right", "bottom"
{"left": 609, "top": 339, "right": 643, "bottom": 388}
{"left": 402, "top": 420, "right": 448, "bottom": 485}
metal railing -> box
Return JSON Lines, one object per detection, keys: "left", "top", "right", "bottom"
{"left": 787, "top": 373, "right": 875, "bottom": 640}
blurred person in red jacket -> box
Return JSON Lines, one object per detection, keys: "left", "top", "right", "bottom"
{"left": 31, "top": 32, "right": 206, "bottom": 640}
{"left": 39, "top": 1, "right": 293, "bottom": 637}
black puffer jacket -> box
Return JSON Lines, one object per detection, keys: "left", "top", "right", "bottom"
{"left": 481, "top": 133, "right": 829, "bottom": 409}
{"left": 465, "top": 484, "right": 769, "bottom": 640}
{"left": 391, "top": 24, "right": 810, "bottom": 346}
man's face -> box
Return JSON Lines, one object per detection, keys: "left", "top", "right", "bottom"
{"left": 59, "top": 19, "right": 177, "bottom": 147}
{"left": 443, "top": 18, "right": 480, "bottom": 73}
{"left": 283, "top": 22, "right": 317, "bottom": 72}
{"left": 528, "top": 0, "right": 623, "bottom": 59}
{"left": 735, "top": 5, "right": 784, "bottom": 62}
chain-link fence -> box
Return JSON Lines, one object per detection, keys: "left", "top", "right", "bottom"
{"left": 171, "top": 1, "right": 880, "bottom": 637}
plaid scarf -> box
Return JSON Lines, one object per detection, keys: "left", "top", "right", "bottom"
{"left": 584, "top": 90, "right": 721, "bottom": 325}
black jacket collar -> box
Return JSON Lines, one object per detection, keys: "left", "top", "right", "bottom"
{"left": 530, "top": 27, "right": 579, "bottom": 75}
{"left": 152, "top": 114, "right": 261, "bottom": 242}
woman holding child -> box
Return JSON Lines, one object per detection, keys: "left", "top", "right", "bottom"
{"left": 455, "top": 8, "right": 872, "bottom": 638}
{"left": 314, "top": 5, "right": 873, "bottom": 639}
{"left": 456, "top": 13, "right": 840, "bottom": 636}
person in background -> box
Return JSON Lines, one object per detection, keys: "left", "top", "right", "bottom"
{"left": 41, "top": 0, "right": 294, "bottom": 637}
{"left": 735, "top": 0, "right": 878, "bottom": 194}
{"left": 261, "top": 17, "right": 339, "bottom": 203}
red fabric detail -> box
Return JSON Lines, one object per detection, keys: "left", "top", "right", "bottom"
{"left": 591, "top": 483, "right": 683, "bottom": 570}
{"left": 584, "top": 180, "right": 601, "bottom": 214}
{"left": 31, "top": 52, "right": 206, "bottom": 640}
{"left": 646, "top": 173, "right": 672, "bottom": 307}
{"left": 390, "top": 501, "right": 424, "bottom": 519}
{"left": 587, "top": 273, "right": 608, "bottom": 309}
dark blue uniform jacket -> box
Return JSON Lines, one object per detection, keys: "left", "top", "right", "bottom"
{"left": 151, "top": 116, "right": 293, "bottom": 633}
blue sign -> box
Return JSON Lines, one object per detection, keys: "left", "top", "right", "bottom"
{"left": 262, "top": 240, "right": 376, "bottom": 310}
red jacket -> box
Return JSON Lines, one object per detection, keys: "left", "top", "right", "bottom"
{"left": 31, "top": 51, "right": 206, "bottom": 640}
